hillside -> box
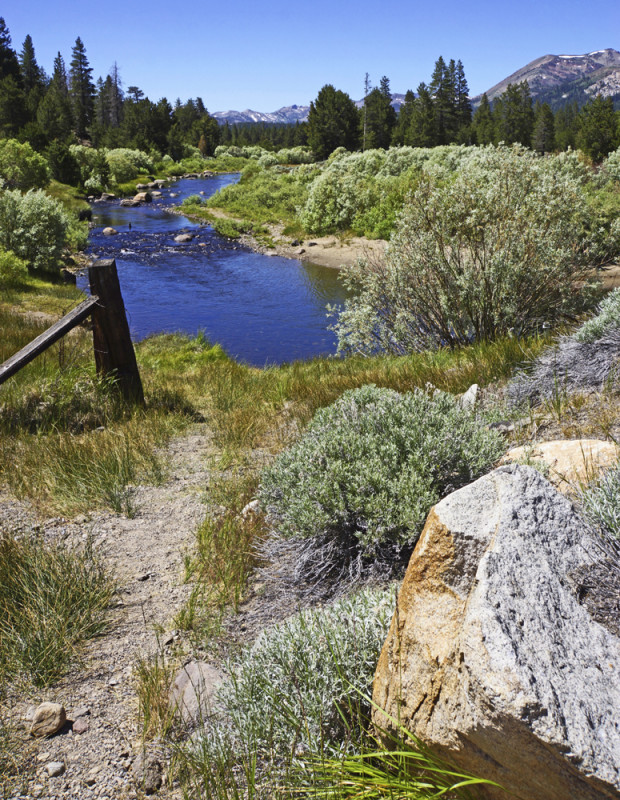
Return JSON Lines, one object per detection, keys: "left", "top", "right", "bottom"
{"left": 472, "top": 48, "right": 620, "bottom": 109}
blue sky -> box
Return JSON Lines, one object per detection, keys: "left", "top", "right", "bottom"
{"left": 4, "top": 0, "right": 619, "bottom": 111}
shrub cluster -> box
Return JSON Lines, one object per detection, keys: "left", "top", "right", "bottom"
{"left": 189, "top": 587, "right": 393, "bottom": 786}
{"left": 259, "top": 384, "right": 503, "bottom": 588}
{"left": 333, "top": 144, "right": 599, "bottom": 355}
{"left": 0, "top": 138, "right": 50, "bottom": 190}
{"left": 0, "top": 248, "right": 28, "bottom": 288}
{"left": 0, "top": 189, "right": 70, "bottom": 272}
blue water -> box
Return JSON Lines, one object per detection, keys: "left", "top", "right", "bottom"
{"left": 79, "top": 174, "right": 347, "bottom": 366}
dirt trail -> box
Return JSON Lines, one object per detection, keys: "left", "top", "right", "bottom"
{"left": 2, "top": 425, "right": 218, "bottom": 799}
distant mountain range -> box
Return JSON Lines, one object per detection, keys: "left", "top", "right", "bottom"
{"left": 212, "top": 49, "right": 620, "bottom": 124}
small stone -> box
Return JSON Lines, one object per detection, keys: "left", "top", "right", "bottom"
{"left": 132, "top": 751, "right": 162, "bottom": 794}
{"left": 241, "top": 499, "right": 260, "bottom": 517}
{"left": 296, "top": 248, "right": 305, "bottom": 255}
{"left": 137, "top": 572, "right": 151, "bottom": 581}
{"left": 46, "top": 761, "right": 65, "bottom": 777}
{"left": 37, "top": 751, "right": 51, "bottom": 762}
{"left": 102, "top": 227, "right": 118, "bottom": 236}
{"left": 72, "top": 717, "right": 89, "bottom": 734}
{"left": 108, "top": 674, "right": 121, "bottom": 686}
{"left": 308, "top": 241, "right": 317, "bottom": 246}
{"left": 460, "top": 382, "right": 479, "bottom": 410}
{"left": 174, "top": 233, "right": 193, "bottom": 243}
{"left": 30, "top": 702, "right": 67, "bottom": 737}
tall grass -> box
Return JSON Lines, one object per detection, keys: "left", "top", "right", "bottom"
{"left": 0, "top": 531, "right": 114, "bottom": 687}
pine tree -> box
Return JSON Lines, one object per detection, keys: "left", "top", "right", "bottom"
{"left": 69, "top": 36, "right": 95, "bottom": 139}
{"left": 532, "top": 102, "right": 555, "bottom": 154}
{"left": 429, "top": 56, "right": 457, "bottom": 144}
{"left": 364, "top": 76, "right": 396, "bottom": 150}
{"left": 392, "top": 89, "right": 415, "bottom": 145}
{"left": 409, "top": 83, "right": 436, "bottom": 147}
{"left": 495, "top": 82, "right": 534, "bottom": 146}
{"left": 0, "top": 17, "right": 20, "bottom": 81}
{"left": 362, "top": 72, "right": 371, "bottom": 151}
{"left": 472, "top": 93, "right": 495, "bottom": 144}
{"left": 308, "top": 84, "right": 360, "bottom": 158}
{"left": 554, "top": 101, "right": 579, "bottom": 150}
{"left": 37, "top": 52, "right": 73, "bottom": 142}
{"left": 454, "top": 59, "right": 472, "bottom": 132}
{"left": 19, "top": 35, "right": 44, "bottom": 93}
{"left": 577, "top": 95, "right": 618, "bottom": 161}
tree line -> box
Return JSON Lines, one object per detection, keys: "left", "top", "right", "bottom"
{"left": 0, "top": 14, "right": 618, "bottom": 169}
{"left": 308, "top": 60, "right": 619, "bottom": 162}
{"left": 0, "top": 17, "right": 221, "bottom": 162}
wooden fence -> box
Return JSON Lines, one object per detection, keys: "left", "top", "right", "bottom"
{"left": 0, "top": 259, "right": 144, "bottom": 405}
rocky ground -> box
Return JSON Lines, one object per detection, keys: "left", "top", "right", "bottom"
{"left": 1, "top": 426, "right": 219, "bottom": 799}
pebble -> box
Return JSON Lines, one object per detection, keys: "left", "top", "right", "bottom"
{"left": 46, "top": 762, "right": 65, "bottom": 778}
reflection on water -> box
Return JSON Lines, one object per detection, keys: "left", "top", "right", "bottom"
{"left": 79, "top": 175, "right": 348, "bottom": 366}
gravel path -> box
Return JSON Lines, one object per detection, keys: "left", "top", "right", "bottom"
{"left": 2, "top": 426, "right": 218, "bottom": 799}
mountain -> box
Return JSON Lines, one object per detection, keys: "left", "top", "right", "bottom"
{"left": 213, "top": 95, "right": 407, "bottom": 125}
{"left": 472, "top": 49, "right": 620, "bottom": 110}
{"left": 212, "top": 105, "right": 310, "bottom": 125}
{"left": 213, "top": 49, "right": 620, "bottom": 125}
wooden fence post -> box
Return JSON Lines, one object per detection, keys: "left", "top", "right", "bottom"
{"left": 88, "top": 259, "right": 144, "bottom": 406}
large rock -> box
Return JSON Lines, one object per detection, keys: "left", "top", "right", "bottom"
{"left": 503, "top": 438, "right": 617, "bottom": 495}
{"left": 29, "top": 702, "right": 66, "bottom": 737}
{"left": 373, "top": 465, "right": 620, "bottom": 800}
{"left": 133, "top": 191, "right": 152, "bottom": 203}
{"left": 169, "top": 660, "right": 222, "bottom": 726}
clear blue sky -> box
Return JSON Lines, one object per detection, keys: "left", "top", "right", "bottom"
{"left": 4, "top": 0, "right": 619, "bottom": 111}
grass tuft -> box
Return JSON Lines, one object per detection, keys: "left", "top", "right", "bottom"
{"left": 0, "top": 531, "right": 114, "bottom": 687}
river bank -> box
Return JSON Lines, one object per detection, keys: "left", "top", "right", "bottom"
{"left": 182, "top": 206, "right": 387, "bottom": 270}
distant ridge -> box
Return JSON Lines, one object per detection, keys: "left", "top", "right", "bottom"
{"left": 472, "top": 48, "right": 620, "bottom": 109}
{"left": 213, "top": 49, "right": 620, "bottom": 123}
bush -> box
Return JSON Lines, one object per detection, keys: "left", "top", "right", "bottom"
{"left": 0, "top": 189, "right": 71, "bottom": 272}
{"left": 333, "top": 144, "right": 598, "bottom": 355}
{"left": 581, "top": 463, "right": 620, "bottom": 541}
{"left": 188, "top": 587, "right": 393, "bottom": 788}
{"left": 0, "top": 248, "right": 28, "bottom": 288}
{"left": 259, "top": 385, "right": 503, "bottom": 587}
{"left": 0, "top": 138, "right": 50, "bottom": 190}
{"left": 45, "top": 141, "right": 81, "bottom": 185}
{"left": 574, "top": 288, "right": 620, "bottom": 343}
{"left": 105, "top": 147, "right": 154, "bottom": 184}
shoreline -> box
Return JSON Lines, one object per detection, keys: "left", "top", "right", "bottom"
{"left": 177, "top": 205, "right": 388, "bottom": 270}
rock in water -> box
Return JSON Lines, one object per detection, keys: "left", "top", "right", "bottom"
{"left": 174, "top": 233, "right": 193, "bottom": 243}
{"left": 102, "top": 227, "right": 118, "bottom": 235}
{"left": 29, "top": 702, "right": 66, "bottom": 737}
{"left": 133, "top": 192, "right": 152, "bottom": 203}
{"left": 373, "top": 464, "right": 620, "bottom": 800}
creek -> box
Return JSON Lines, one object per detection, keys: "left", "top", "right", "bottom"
{"left": 80, "top": 173, "right": 347, "bottom": 366}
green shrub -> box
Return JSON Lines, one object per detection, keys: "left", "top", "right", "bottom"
{"left": 581, "top": 463, "right": 620, "bottom": 540}
{"left": 182, "top": 194, "right": 203, "bottom": 206}
{"left": 0, "top": 138, "right": 50, "bottom": 190}
{"left": 0, "top": 248, "right": 28, "bottom": 288}
{"left": 259, "top": 385, "right": 503, "bottom": 578}
{"left": 106, "top": 147, "right": 154, "bottom": 184}
{"left": 0, "top": 189, "right": 71, "bottom": 272}
{"left": 573, "top": 288, "right": 620, "bottom": 343}
{"left": 187, "top": 587, "right": 393, "bottom": 790}
{"left": 45, "top": 141, "right": 81, "bottom": 186}
{"left": 333, "top": 144, "right": 597, "bottom": 355}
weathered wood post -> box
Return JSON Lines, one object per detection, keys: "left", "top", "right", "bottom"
{"left": 88, "top": 259, "right": 144, "bottom": 405}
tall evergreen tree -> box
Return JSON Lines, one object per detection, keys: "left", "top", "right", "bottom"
{"left": 308, "top": 84, "right": 360, "bottom": 158}
{"left": 364, "top": 76, "right": 396, "bottom": 149}
{"left": 0, "top": 17, "right": 20, "bottom": 81}
{"left": 391, "top": 89, "right": 415, "bottom": 146}
{"left": 37, "top": 52, "right": 73, "bottom": 142}
{"left": 577, "top": 95, "right": 618, "bottom": 161}
{"left": 472, "top": 93, "right": 495, "bottom": 144}
{"left": 454, "top": 59, "right": 472, "bottom": 132}
{"left": 533, "top": 102, "right": 555, "bottom": 154}
{"left": 19, "top": 35, "right": 44, "bottom": 94}
{"left": 554, "top": 101, "right": 579, "bottom": 151}
{"left": 495, "top": 81, "right": 534, "bottom": 146}
{"left": 409, "top": 83, "right": 437, "bottom": 147}
{"left": 429, "top": 56, "right": 457, "bottom": 143}
{"left": 69, "top": 36, "right": 95, "bottom": 139}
